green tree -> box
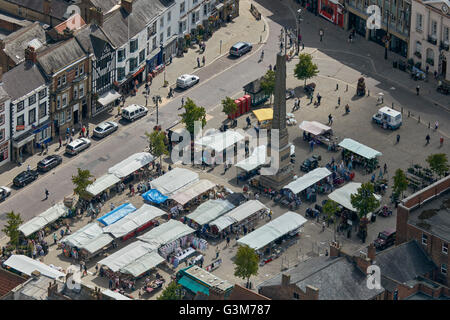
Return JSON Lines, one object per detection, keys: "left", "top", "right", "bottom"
{"left": 426, "top": 153, "right": 449, "bottom": 179}
{"left": 392, "top": 168, "right": 408, "bottom": 199}
{"left": 1, "top": 211, "right": 23, "bottom": 249}
{"left": 179, "top": 98, "right": 206, "bottom": 135}
{"left": 72, "top": 168, "right": 94, "bottom": 199}
{"left": 222, "top": 96, "right": 238, "bottom": 116}
{"left": 234, "top": 245, "right": 259, "bottom": 288}
{"left": 294, "top": 53, "right": 319, "bottom": 86}
{"left": 260, "top": 69, "right": 275, "bottom": 104}
{"left": 157, "top": 281, "right": 183, "bottom": 300}
{"left": 145, "top": 130, "right": 169, "bottom": 164}
{"left": 322, "top": 200, "right": 339, "bottom": 241}
{"left": 350, "top": 182, "right": 380, "bottom": 241}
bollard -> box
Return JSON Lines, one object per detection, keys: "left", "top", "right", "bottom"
{"left": 346, "top": 84, "right": 348, "bottom": 92}
{"left": 428, "top": 122, "right": 430, "bottom": 129}
{"left": 336, "top": 83, "right": 339, "bottom": 90}
{"left": 367, "top": 90, "right": 370, "bottom": 96}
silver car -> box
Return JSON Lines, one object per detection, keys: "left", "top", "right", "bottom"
{"left": 93, "top": 121, "right": 119, "bottom": 138}
{"left": 65, "top": 138, "right": 91, "bottom": 155}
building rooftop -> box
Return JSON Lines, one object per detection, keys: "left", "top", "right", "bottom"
{"left": 90, "top": 0, "right": 121, "bottom": 14}
{"left": 37, "top": 37, "right": 86, "bottom": 74}
{"left": 258, "top": 256, "right": 385, "bottom": 300}
{"left": 3, "top": 0, "right": 72, "bottom": 20}
{"left": 74, "top": 24, "right": 113, "bottom": 58}
{"left": 2, "top": 61, "right": 47, "bottom": 101}
{"left": 407, "top": 188, "right": 450, "bottom": 243}
{"left": 53, "top": 14, "right": 86, "bottom": 34}
{"left": 229, "top": 284, "right": 270, "bottom": 300}
{"left": 0, "top": 269, "right": 27, "bottom": 298}
{"left": 183, "top": 265, "right": 234, "bottom": 292}
{"left": 12, "top": 274, "right": 62, "bottom": 300}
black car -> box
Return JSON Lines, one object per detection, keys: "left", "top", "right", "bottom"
{"left": 374, "top": 228, "right": 396, "bottom": 250}
{"left": 37, "top": 155, "right": 62, "bottom": 172}
{"left": 300, "top": 156, "right": 319, "bottom": 172}
{"left": 13, "top": 170, "right": 39, "bottom": 188}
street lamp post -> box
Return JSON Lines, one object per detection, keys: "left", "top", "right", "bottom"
{"left": 384, "top": 10, "right": 391, "bottom": 60}
{"left": 296, "top": 9, "right": 302, "bottom": 55}
{"left": 152, "top": 95, "right": 162, "bottom": 125}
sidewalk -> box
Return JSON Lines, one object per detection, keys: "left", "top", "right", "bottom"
{"left": 0, "top": 0, "right": 267, "bottom": 187}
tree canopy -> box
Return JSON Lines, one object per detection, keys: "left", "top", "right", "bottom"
{"left": 179, "top": 98, "right": 206, "bottom": 135}
{"left": 426, "top": 153, "right": 449, "bottom": 179}
{"left": 1, "top": 211, "right": 23, "bottom": 248}
{"left": 145, "top": 130, "right": 169, "bottom": 162}
{"left": 157, "top": 281, "right": 182, "bottom": 300}
{"left": 222, "top": 96, "right": 238, "bottom": 116}
{"left": 294, "top": 53, "right": 319, "bottom": 85}
{"left": 350, "top": 182, "right": 380, "bottom": 220}
{"left": 322, "top": 200, "right": 339, "bottom": 241}
{"left": 72, "top": 168, "right": 94, "bottom": 199}
{"left": 234, "top": 245, "right": 259, "bottom": 287}
{"left": 260, "top": 70, "right": 275, "bottom": 103}
{"left": 392, "top": 168, "right": 408, "bottom": 198}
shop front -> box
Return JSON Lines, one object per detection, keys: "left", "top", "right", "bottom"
{"left": 164, "top": 38, "right": 178, "bottom": 64}
{"left": 119, "top": 65, "right": 146, "bottom": 96}
{"left": 92, "top": 90, "right": 121, "bottom": 117}
{"left": 348, "top": 11, "right": 366, "bottom": 36}
{"left": 319, "top": 0, "right": 344, "bottom": 27}
{"left": 0, "top": 141, "right": 9, "bottom": 166}
{"left": 33, "top": 120, "right": 52, "bottom": 150}
{"left": 305, "top": 0, "right": 319, "bottom": 14}
{"left": 12, "top": 129, "right": 35, "bottom": 163}
{"left": 369, "top": 29, "right": 408, "bottom": 58}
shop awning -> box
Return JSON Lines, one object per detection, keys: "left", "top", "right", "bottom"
{"left": 120, "top": 250, "right": 165, "bottom": 278}
{"left": 187, "top": 199, "right": 235, "bottom": 226}
{"left": 61, "top": 222, "right": 113, "bottom": 254}
{"left": 215, "top": 3, "right": 224, "bottom": 11}
{"left": 19, "top": 202, "right": 69, "bottom": 237}
{"left": 210, "top": 200, "right": 268, "bottom": 232}
{"left": 252, "top": 108, "right": 273, "bottom": 122}
{"left": 235, "top": 145, "right": 268, "bottom": 172}
{"left": 97, "top": 90, "right": 121, "bottom": 107}
{"left": 283, "top": 167, "right": 332, "bottom": 194}
{"left": 195, "top": 130, "right": 246, "bottom": 153}
{"left": 138, "top": 219, "right": 195, "bottom": 248}
{"left": 13, "top": 133, "right": 35, "bottom": 148}
{"left": 338, "top": 138, "right": 382, "bottom": 159}
{"left": 86, "top": 173, "right": 121, "bottom": 197}
{"left": 171, "top": 179, "right": 216, "bottom": 205}
{"left": 178, "top": 275, "right": 209, "bottom": 296}
{"left": 150, "top": 168, "right": 199, "bottom": 197}
{"left": 108, "top": 152, "right": 153, "bottom": 178}
{"left": 237, "top": 211, "right": 307, "bottom": 250}
{"left": 3, "top": 255, "right": 65, "bottom": 280}
{"left": 83, "top": 234, "right": 115, "bottom": 255}
{"left": 97, "top": 203, "right": 136, "bottom": 226}
{"left": 142, "top": 189, "right": 168, "bottom": 204}
{"left": 328, "top": 182, "right": 382, "bottom": 212}
{"left": 103, "top": 204, "right": 166, "bottom": 238}
{"left": 102, "top": 289, "right": 132, "bottom": 300}
{"left": 299, "top": 121, "right": 332, "bottom": 136}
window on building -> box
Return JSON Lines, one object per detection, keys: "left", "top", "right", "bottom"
{"left": 147, "top": 42, "right": 150, "bottom": 55}
{"left": 118, "top": 48, "right": 126, "bottom": 62}
{"left": 160, "top": 32, "right": 164, "bottom": 44}
{"left": 38, "top": 88, "right": 47, "bottom": 100}
{"left": 415, "top": 41, "right": 422, "bottom": 54}
{"left": 0, "top": 102, "right": 4, "bottom": 112}
{"left": 130, "top": 39, "right": 139, "bottom": 53}
{"left": 422, "top": 233, "right": 428, "bottom": 246}
{"left": 0, "top": 129, "right": 4, "bottom": 142}
{"left": 57, "top": 77, "right": 61, "bottom": 88}
{"left": 431, "top": 20, "right": 437, "bottom": 36}
{"left": 130, "top": 57, "right": 138, "bottom": 72}
{"left": 0, "top": 143, "right": 7, "bottom": 161}
{"left": 180, "top": 2, "right": 185, "bottom": 14}
{"left": 443, "top": 243, "right": 448, "bottom": 255}
{"left": 293, "top": 292, "right": 299, "bottom": 299}
{"left": 28, "top": 94, "right": 36, "bottom": 106}
{"left": 79, "top": 64, "right": 84, "bottom": 75}
{"left": 167, "top": 26, "right": 171, "bottom": 38}
{"left": 444, "top": 27, "right": 449, "bottom": 42}
{"left": 57, "top": 96, "right": 61, "bottom": 109}
{"left": 73, "top": 86, "right": 78, "bottom": 100}
{"left": 17, "top": 114, "right": 24, "bottom": 126}
{"left": 62, "top": 74, "right": 66, "bottom": 85}
{"left": 40, "top": 127, "right": 50, "bottom": 141}
{"left": 168, "top": 11, "right": 171, "bottom": 22}
{"left": 60, "top": 110, "right": 65, "bottom": 124}
{"left": 28, "top": 108, "right": 36, "bottom": 124}
{"left": 79, "top": 83, "right": 85, "bottom": 98}
{"left": 416, "top": 13, "right": 422, "bottom": 31}
{"left": 75, "top": 66, "right": 79, "bottom": 77}
{"left": 160, "top": 17, "right": 164, "bottom": 28}
{"left": 193, "top": 0, "right": 198, "bottom": 4}
{"left": 17, "top": 101, "right": 24, "bottom": 112}
{"left": 62, "top": 93, "right": 68, "bottom": 107}
{"left": 192, "top": 12, "right": 196, "bottom": 24}
{"left": 0, "top": 114, "right": 4, "bottom": 126}
{"left": 118, "top": 67, "right": 126, "bottom": 81}
{"left": 152, "top": 36, "right": 157, "bottom": 50}
{"left": 442, "top": 264, "right": 448, "bottom": 275}
{"left": 139, "top": 49, "right": 145, "bottom": 64}
{"left": 203, "top": 4, "right": 207, "bottom": 15}
{"left": 426, "top": 48, "right": 434, "bottom": 64}
{"left": 39, "top": 102, "right": 47, "bottom": 119}
{"left": 148, "top": 22, "right": 157, "bottom": 40}
{"left": 66, "top": 108, "right": 72, "bottom": 122}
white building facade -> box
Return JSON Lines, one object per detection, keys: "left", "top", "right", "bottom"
{"left": 0, "top": 85, "right": 11, "bottom": 167}
{"left": 409, "top": 0, "right": 450, "bottom": 80}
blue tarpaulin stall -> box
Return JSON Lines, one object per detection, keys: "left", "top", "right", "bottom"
{"left": 97, "top": 203, "right": 137, "bottom": 226}
{"left": 142, "top": 189, "right": 168, "bottom": 204}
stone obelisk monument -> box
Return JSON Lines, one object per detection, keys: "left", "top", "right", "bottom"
{"left": 259, "top": 52, "right": 293, "bottom": 190}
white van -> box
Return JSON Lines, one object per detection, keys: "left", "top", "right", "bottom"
{"left": 176, "top": 74, "right": 199, "bottom": 89}
{"left": 121, "top": 104, "right": 148, "bottom": 122}
{"left": 372, "top": 106, "right": 402, "bottom": 130}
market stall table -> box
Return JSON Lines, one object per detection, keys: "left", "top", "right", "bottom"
{"left": 18, "top": 202, "right": 69, "bottom": 237}
{"left": 338, "top": 138, "right": 382, "bottom": 173}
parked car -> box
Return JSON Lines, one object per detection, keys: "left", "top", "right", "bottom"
{"left": 93, "top": 121, "right": 119, "bottom": 138}
{"left": 374, "top": 228, "right": 396, "bottom": 250}
{"left": 121, "top": 104, "right": 148, "bottom": 122}
{"left": 0, "top": 186, "right": 11, "bottom": 201}
{"left": 176, "top": 74, "right": 199, "bottom": 89}
{"left": 300, "top": 155, "right": 320, "bottom": 172}
{"left": 229, "top": 42, "right": 253, "bottom": 57}
{"left": 13, "top": 170, "right": 39, "bottom": 188}
{"left": 304, "top": 83, "right": 316, "bottom": 95}
{"left": 37, "top": 155, "right": 62, "bottom": 172}
{"left": 65, "top": 138, "right": 91, "bottom": 155}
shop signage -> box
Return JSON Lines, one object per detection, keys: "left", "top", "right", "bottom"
{"left": 16, "top": 125, "right": 25, "bottom": 131}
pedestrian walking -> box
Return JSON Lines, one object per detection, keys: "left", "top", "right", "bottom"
{"left": 215, "top": 246, "right": 220, "bottom": 259}
{"left": 44, "top": 189, "right": 49, "bottom": 200}
{"left": 268, "top": 64, "right": 272, "bottom": 71}
{"left": 181, "top": 97, "right": 184, "bottom": 107}
{"left": 86, "top": 126, "right": 89, "bottom": 138}
{"left": 27, "top": 164, "right": 30, "bottom": 172}
{"left": 202, "top": 55, "right": 205, "bottom": 66}
{"left": 416, "top": 85, "right": 420, "bottom": 95}
{"left": 434, "top": 121, "right": 439, "bottom": 131}
{"left": 260, "top": 50, "right": 264, "bottom": 61}
{"left": 83, "top": 264, "right": 88, "bottom": 276}
{"left": 246, "top": 116, "right": 251, "bottom": 128}
{"left": 302, "top": 41, "right": 305, "bottom": 50}
{"left": 328, "top": 114, "right": 332, "bottom": 125}
{"left": 309, "top": 94, "right": 313, "bottom": 104}
{"left": 53, "top": 233, "right": 57, "bottom": 245}
{"left": 426, "top": 134, "right": 430, "bottom": 145}
{"left": 309, "top": 140, "right": 315, "bottom": 151}
{"left": 60, "top": 228, "right": 64, "bottom": 239}
{"left": 110, "top": 203, "right": 115, "bottom": 211}
{"left": 59, "top": 136, "right": 62, "bottom": 148}
{"left": 109, "top": 279, "right": 113, "bottom": 289}
{"left": 322, "top": 221, "right": 326, "bottom": 232}
{"left": 197, "top": 57, "right": 200, "bottom": 68}
{"left": 384, "top": 163, "right": 387, "bottom": 174}
{"left": 226, "top": 236, "right": 230, "bottom": 247}
{"left": 337, "top": 97, "right": 341, "bottom": 107}
{"left": 316, "top": 93, "right": 322, "bottom": 106}
{"left": 72, "top": 128, "right": 75, "bottom": 137}
{"left": 440, "top": 136, "right": 444, "bottom": 147}
{"left": 336, "top": 83, "right": 339, "bottom": 91}
{"left": 396, "top": 134, "right": 400, "bottom": 144}
{"left": 80, "top": 261, "right": 83, "bottom": 272}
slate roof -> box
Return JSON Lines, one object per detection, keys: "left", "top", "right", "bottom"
{"left": 4, "top": 0, "right": 71, "bottom": 20}
{"left": 37, "top": 37, "right": 86, "bottom": 74}
{"left": 90, "top": 0, "right": 120, "bottom": 13}
{"left": 99, "top": 0, "right": 167, "bottom": 48}
{"left": 0, "top": 268, "right": 27, "bottom": 298}
{"left": 229, "top": 284, "right": 271, "bottom": 300}
{"left": 74, "top": 24, "right": 113, "bottom": 58}
{"left": 0, "top": 86, "right": 9, "bottom": 101}
{"left": 2, "top": 61, "right": 47, "bottom": 101}
{"left": 2, "top": 22, "right": 47, "bottom": 64}
{"left": 258, "top": 256, "right": 384, "bottom": 300}
{"left": 375, "top": 240, "right": 436, "bottom": 285}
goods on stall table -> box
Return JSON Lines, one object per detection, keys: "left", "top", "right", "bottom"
{"left": 145, "top": 278, "right": 165, "bottom": 293}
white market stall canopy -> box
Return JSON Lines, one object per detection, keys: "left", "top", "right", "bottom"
{"left": 186, "top": 199, "right": 235, "bottom": 226}
{"left": 195, "top": 130, "right": 245, "bottom": 153}
{"left": 86, "top": 173, "right": 121, "bottom": 197}
{"left": 299, "top": 121, "right": 332, "bottom": 136}
{"left": 108, "top": 152, "right": 153, "bottom": 178}
{"left": 235, "top": 145, "right": 268, "bottom": 172}
{"left": 103, "top": 204, "right": 165, "bottom": 238}
{"left": 97, "top": 90, "right": 121, "bottom": 107}
{"left": 102, "top": 289, "right": 132, "bottom": 300}
{"left": 237, "top": 211, "right": 307, "bottom": 250}
{"left": 98, "top": 240, "right": 160, "bottom": 273}
{"left": 138, "top": 219, "right": 195, "bottom": 248}
{"left": 120, "top": 250, "right": 165, "bottom": 278}
{"left": 210, "top": 200, "right": 268, "bottom": 232}
{"left": 150, "top": 168, "right": 199, "bottom": 197}
{"left": 171, "top": 179, "right": 216, "bottom": 205}
{"left": 328, "top": 182, "right": 382, "bottom": 212}
{"left": 338, "top": 138, "right": 382, "bottom": 159}
{"left": 283, "top": 167, "right": 332, "bottom": 194}
{"left": 4, "top": 255, "right": 65, "bottom": 280}
{"left": 61, "top": 222, "right": 113, "bottom": 254}
{"left": 18, "top": 202, "right": 69, "bottom": 237}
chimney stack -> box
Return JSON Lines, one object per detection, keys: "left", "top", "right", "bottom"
{"left": 329, "top": 241, "right": 341, "bottom": 257}
{"left": 281, "top": 274, "right": 290, "bottom": 287}
{"left": 25, "top": 46, "right": 37, "bottom": 63}
{"left": 208, "top": 286, "right": 225, "bottom": 300}
{"left": 89, "top": 7, "right": 103, "bottom": 27}
{"left": 121, "top": 0, "right": 134, "bottom": 14}
{"left": 367, "top": 243, "right": 376, "bottom": 262}
{"left": 305, "top": 285, "right": 319, "bottom": 300}
{"left": 31, "top": 270, "right": 41, "bottom": 279}
{"left": 43, "top": 0, "right": 52, "bottom": 16}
